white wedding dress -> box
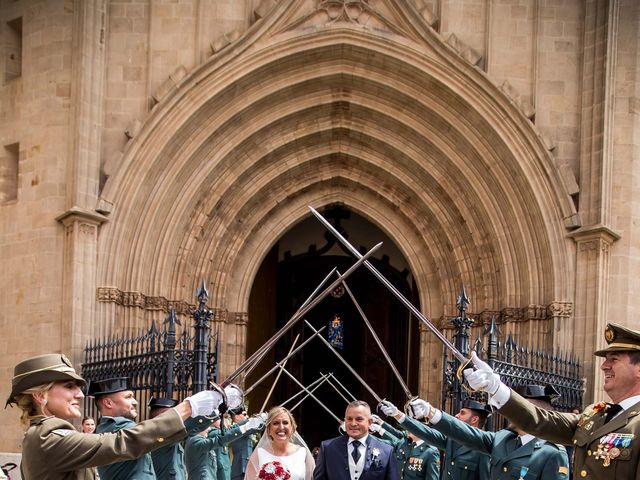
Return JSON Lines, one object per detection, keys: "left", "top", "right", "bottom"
{"left": 256, "top": 446, "right": 308, "bottom": 480}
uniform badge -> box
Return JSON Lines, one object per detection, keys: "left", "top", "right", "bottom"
{"left": 604, "top": 325, "right": 615, "bottom": 343}
{"left": 578, "top": 402, "right": 606, "bottom": 427}
{"left": 61, "top": 354, "right": 72, "bottom": 367}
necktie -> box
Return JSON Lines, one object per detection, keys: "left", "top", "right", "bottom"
{"left": 604, "top": 404, "right": 622, "bottom": 423}
{"left": 351, "top": 440, "right": 361, "bottom": 464}
{"left": 515, "top": 437, "right": 522, "bottom": 449}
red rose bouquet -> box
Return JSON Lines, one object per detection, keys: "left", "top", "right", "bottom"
{"left": 258, "top": 460, "right": 291, "bottom": 480}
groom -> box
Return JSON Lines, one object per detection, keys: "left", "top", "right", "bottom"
{"left": 314, "top": 400, "right": 398, "bottom": 480}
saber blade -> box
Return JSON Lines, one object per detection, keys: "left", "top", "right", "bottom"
{"left": 223, "top": 241, "right": 383, "bottom": 386}
{"left": 309, "top": 206, "right": 468, "bottom": 365}
{"left": 276, "top": 363, "right": 341, "bottom": 423}
{"left": 305, "top": 320, "right": 382, "bottom": 403}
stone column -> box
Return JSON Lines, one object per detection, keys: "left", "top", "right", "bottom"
{"left": 57, "top": 0, "right": 108, "bottom": 365}
{"left": 56, "top": 208, "right": 108, "bottom": 363}
{"left": 569, "top": 227, "right": 619, "bottom": 404}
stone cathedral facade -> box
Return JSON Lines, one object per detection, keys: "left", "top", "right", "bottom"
{"left": 0, "top": 0, "right": 638, "bottom": 455}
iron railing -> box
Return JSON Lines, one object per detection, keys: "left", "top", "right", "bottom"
{"left": 81, "top": 281, "right": 217, "bottom": 420}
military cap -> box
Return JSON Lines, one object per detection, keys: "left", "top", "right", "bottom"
{"left": 594, "top": 322, "right": 640, "bottom": 356}
{"left": 514, "top": 384, "right": 560, "bottom": 403}
{"left": 148, "top": 397, "right": 178, "bottom": 409}
{"left": 7, "top": 353, "right": 86, "bottom": 406}
{"left": 461, "top": 399, "right": 491, "bottom": 415}
{"left": 228, "top": 403, "right": 248, "bottom": 416}
{"left": 86, "top": 377, "right": 131, "bottom": 397}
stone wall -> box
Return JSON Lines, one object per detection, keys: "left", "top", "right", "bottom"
{"left": 0, "top": 0, "right": 638, "bottom": 456}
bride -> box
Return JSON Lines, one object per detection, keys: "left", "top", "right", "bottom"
{"left": 245, "top": 406, "right": 315, "bottom": 480}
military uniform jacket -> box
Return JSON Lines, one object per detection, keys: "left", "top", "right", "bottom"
{"left": 210, "top": 425, "right": 244, "bottom": 480}
{"left": 185, "top": 434, "right": 218, "bottom": 480}
{"left": 398, "top": 439, "right": 440, "bottom": 480}
{"left": 229, "top": 419, "right": 262, "bottom": 480}
{"left": 400, "top": 416, "right": 490, "bottom": 480}
{"left": 376, "top": 421, "right": 410, "bottom": 470}
{"left": 500, "top": 391, "right": 640, "bottom": 480}
{"left": 430, "top": 411, "right": 569, "bottom": 479}
{"left": 20, "top": 413, "right": 186, "bottom": 480}
{"left": 151, "top": 441, "right": 185, "bottom": 480}
{"left": 97, "top": 416, "right": 159, "bottom": 479}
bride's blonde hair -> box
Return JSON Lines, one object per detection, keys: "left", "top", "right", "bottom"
{"left": 266, "top": 406, "right": 297, "bottom": 439}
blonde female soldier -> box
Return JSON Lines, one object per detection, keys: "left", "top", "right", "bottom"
{"left": 7, "top": 353, "right": 225, "bottom": 480}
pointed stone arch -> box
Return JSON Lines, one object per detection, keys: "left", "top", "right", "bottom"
{"left": 97, "top": 0, "right": 577, "bottom": 381}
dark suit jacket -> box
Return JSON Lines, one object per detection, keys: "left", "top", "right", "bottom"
{"left": 313, "top": 435, "right": 398, "bottom": 480}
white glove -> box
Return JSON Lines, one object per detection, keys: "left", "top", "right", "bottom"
{"left": 186, "top": 390, "right": 224, "bottom": 418}
{"left": 407, "top": 398, "right": 431, "bottom": 420}
{"left": 224, "top": 384, "right": 244, "bottom": 410}
{"left": 257, "top": 411, "right": 268, "bottom": 422}
{"left": 239, "top": 415, "right": 264, "bottom": 433}
{"left": 378, "top": 400, "right": 399, "bottom": 417}
{"left": 464, "top": 351, "right": 502, "bottom": 395}
{"left": 370, "top": 414, "right": 383, "bottom": 425}
{"left": 369, "top": 423, "right": 384, "bottom": 435}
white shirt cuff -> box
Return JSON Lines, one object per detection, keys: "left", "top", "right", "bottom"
{"left": 429, "top": 409, "right": 442, "bottom": 424}
{"left": 489, "top": 383, "right": 511, "bottom": 408}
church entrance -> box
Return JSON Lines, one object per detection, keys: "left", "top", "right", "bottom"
{"left": 246, "top": 206, "right": 420, "bottom": 449}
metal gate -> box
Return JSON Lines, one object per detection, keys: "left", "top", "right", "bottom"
{"left": 441, "top": 288, "right": 583, "bottom": 430}
{"left": 81, "top": 281, "right": 217, "bottom": 420}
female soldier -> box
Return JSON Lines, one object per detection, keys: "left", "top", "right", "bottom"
{"left": 7, "top": 353, "right": 225, "bottom": 479}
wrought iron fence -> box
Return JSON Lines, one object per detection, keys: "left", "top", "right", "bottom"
{"left": 441, "top": 287, "right": 583, "bottom": 430}
{"left": 81, "top": 281, "right": 218, "bottom": 420}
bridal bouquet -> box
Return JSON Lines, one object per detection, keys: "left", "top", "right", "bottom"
{"left": 258, "top": 460, "right": 291, "bottom": 480}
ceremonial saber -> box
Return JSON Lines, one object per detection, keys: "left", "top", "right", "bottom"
{"left": 237, "top": 268, "right": 337, "bottom": 383}
{"left": 287, "top": 375, "right": 332, "bottom": 412}
{"left": 327, "top": 373, "right": 357, "bottom": 401}
{"left": 304, "top": 320, "right": 383, "bottom": 403}
{"left": 244, "top": 326, "right": 326, "bottom": 396}
{"left": 223, "top": 242, "right": 383, "bottom": 386}
{"left": 337, "top": 271, "right": 413, "bottom": 399}
{"left": 259, "top": 334, "right": 300, "bottom": 412}
{"left": 276, "top": 362, "right": 342, "bottom": 423}
{"left": 309, "top": 206, "right": 469, "bottom": 366}
{"left": 319, "top": 372, "right": 352, "bottom": 404}
{"left": 280, "top": 375, "right": 328, "bottom": 409}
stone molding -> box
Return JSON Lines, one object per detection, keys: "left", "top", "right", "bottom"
{"left": 96, "top": 286, "right": 248, "bottom": 324}
{"left": 430, "top": 301, "right": 573, "bottom": 330}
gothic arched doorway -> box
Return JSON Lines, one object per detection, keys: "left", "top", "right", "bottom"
{"left": 246, "top": 205, "right": 420, "bottom": 448}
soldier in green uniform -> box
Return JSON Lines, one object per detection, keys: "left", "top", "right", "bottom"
{"left": 381, "top": 384, "right": 570, "bottom": 480}
{"left": 369, "top": 414, "right": 410, "bottom": 472}
{"left": 229, "top": 407, "right": 263, "bottom": 480}
{"left": 370, "top": 421, "right": 440, "bottom": 480}
{"left": 91, "top": 377, "right": 158, "bottom": 480}
{"left": 148, "top": 397, "right": 187, "bottom": 480}
{"left": 185, "top": 412, "right": 265, "bottom": 480}
{"left": 464, "top": 322, "right": 640, "bottom": 480}
{"left": 379, "top": 399, "right": 491, "bottom": 480}
{"left": 185, "top": 425, "right": 218, "bottom": 480}
{"left": 7, "top": 353, "right": 226, "bottom": 480}
{"left": 399, "top": 432, "right": 440, "bottom": 480}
